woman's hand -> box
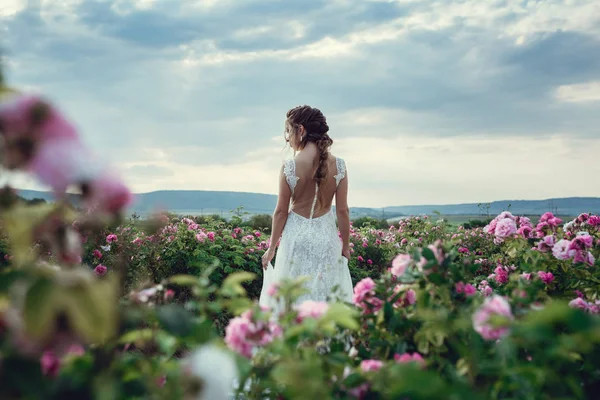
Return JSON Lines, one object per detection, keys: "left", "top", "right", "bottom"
{"left": 342, "top": 246, "right": 350, "bottom": 260}
{"left": 262, "top": 248, "right": 275, "bottom": 270}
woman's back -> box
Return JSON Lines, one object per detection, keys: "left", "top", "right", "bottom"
{"left": 287, "top": 149, "right": 343, "bottom": 219}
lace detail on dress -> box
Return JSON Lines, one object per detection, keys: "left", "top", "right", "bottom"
{"left": 259, "top": 210, "right": 354, "bottom": 312}
{"left": 283, "top": 159, "right": 299, "bottom": 193}
{"left": 334, "top": 157, "right": 346, "bottom": 187}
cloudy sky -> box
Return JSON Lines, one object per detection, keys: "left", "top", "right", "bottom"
{"left": 1, "top": 0, "right": 600, "bottom": 208}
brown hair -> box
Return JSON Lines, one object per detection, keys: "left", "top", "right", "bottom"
{"left": 285, "top": 105, "right": 333, "bottom": 207}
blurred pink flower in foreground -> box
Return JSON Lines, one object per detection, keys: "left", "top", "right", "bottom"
{"left": 0, "top": 94, "right": 133, "bottom": 214}
{"left": 360, "top": 359, "right": 383, "bottom": 372}
{"left": 295, "top": 300, "right": 329, "bottom": 322}
{"left": 473, "top": 295, "right": 513, "bottom": 341}
{"left": 394, "top": 352, "right": 425, "bottom": 367}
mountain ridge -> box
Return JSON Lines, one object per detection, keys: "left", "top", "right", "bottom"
{"left": 16, "top": 189, "right": 600, "bottom": 218}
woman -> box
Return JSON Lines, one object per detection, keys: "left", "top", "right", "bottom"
{"left": 259, "top": 105, "right": 354, "bottom": 312}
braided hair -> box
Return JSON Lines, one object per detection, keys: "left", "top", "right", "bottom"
{"left": 285, "top": 105, "right": 333, "bottom": 207}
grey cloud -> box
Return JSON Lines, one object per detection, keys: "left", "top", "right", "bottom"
{"left": 2, "top": 0, "right": 599, "bottom": 170}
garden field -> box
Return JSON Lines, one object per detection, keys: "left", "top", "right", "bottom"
{"left": 0, "top": 86, "right": 599, "bottom": 400}
{"left": 1, "top": 202, "right": 599, "bottom": 399}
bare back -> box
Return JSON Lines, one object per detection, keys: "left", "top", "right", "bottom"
{"left": 284, "top": 152, "right": 347, "bottom": 219}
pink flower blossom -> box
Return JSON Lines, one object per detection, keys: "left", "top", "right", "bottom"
{"left": 493, "top": 265, "right": 509, "bottom": 285}
{"left": 552, "top": 239, "right": 572, "bottom": 260}
{"left": 464, "top": 284, "right": 477, "bottom": 296}
{"left": 92, "top": 249, "right": 102, "bottom": 259}
{"left": 40, "top": 350, "right": 60, "bottom": 378}
{"left": 357, "top": 255, "right": 364, "bottom": 262}
{"left": 94, "top": 264, "right": 107, "bottom": 276}
{"left": 569, "top": 297, "right": 589, "bottom": 311}
{"left": 207, "top": 232, "right": 216, "bottom": 242}
{"left": 537, "top": 271, "right": 555, "bottom": 285}
{"left": 473, "top": 295, "right": 513, "bottom": 341}
{"left": 536, "top": 235, "right": 555, "bottom": 252}
{"left": 391, "top": 254, "right": 411, "bottom": 277}
{"left": 587, "top": 215, "right": 600, "bottom": 226}
{"left": 267, "top": 283, "right": 279, "bottom": 297}
{"left": 295, "top": 300, "right": 329, "bottom": 322}
{"left": 196, "top": 232, "right": 207, "bottom": 242}
{"left": 106, "top": 234, "right": 118, "bottom": 243}
{"left": 353, "top": 278, "right": 383, "bottom": 314}
{"left": 360, "top": 359, "right": 384, "bottom": 372}
{"left": 224, "top": 311, "right": 282, "bottom": 359}
{"left": 367, "top": 259, "right": 373, "bottom": 265}
{"left": 394, "top": 352, "right": 425, "bottom": 367}
{"left": 254, "top": 231, "right": 261, "bottom": 237}
{"left": 164, "top": 289, "right": 175, "bottom": 301}
{"left": 494, "top": 218, "right": 517, "bottom": 238}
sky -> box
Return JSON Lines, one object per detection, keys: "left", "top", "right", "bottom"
{"left": 1, "top": 0, "right": 600, "bottom": 208}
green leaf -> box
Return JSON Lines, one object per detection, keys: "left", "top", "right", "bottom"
{"left": 383, "top": 301, "right": 394, "bottom": 324}
{"left": 322, "top": 303, "right": 359, "bottom": 330}
{"left": 421, "top": 247, "right": 436, "bottom": 261}
{"left": 342, "top": 372, "right": 365, "bottom": 388}
{"left": 118, "top": 328, "right": 154, "bottom": 344}
{"left": 23, "top": 277, "right": 56, "bottom": 340}
{"left": 222, "top": 271, "right": 256, "bottom": 296}
{"left": 0, "top": 269, "right": 26, "bottom": 293}
{"left": 156, "top": 304, "right": 195, "bottom": 337}
{"left": 168, "top": 275, "right": 200, "bottom": 286}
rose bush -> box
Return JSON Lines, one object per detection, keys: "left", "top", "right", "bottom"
{"left": 1, "top": 68, "right": 600, "bottom": 399}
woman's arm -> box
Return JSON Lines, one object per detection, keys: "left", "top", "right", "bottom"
{"left": 335, "top": 169, "right": 350, "bottom": 259}
{"left": 262, "top": 165, "right": 291, "bottom": 269}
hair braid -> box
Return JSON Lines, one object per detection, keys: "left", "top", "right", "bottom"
{"left": 285, "top": 105, "right": 333, "bottom": 207}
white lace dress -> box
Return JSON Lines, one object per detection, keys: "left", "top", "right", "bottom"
{"left": 259, "top": 157, "right": 354, "bottom": 313}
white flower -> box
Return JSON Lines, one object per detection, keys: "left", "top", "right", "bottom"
{"left": 182, "top": 344, "right": 238, "bottom": 400}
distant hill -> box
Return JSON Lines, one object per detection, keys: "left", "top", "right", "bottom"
{"left": 384, "top": 198, "right": 600, "bottom": 217}
{"left": 16, "top": 189, "right": 600, "bottom": 219}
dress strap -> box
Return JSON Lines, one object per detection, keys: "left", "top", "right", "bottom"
{"left": 309, "top": 183, "right": 319, "bottom": 219}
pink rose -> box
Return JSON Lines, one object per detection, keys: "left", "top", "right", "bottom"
{"left": 493, "top": 265, "right": 509, "bottom": 285}
{"left": 464, "top": 284, "right": 477, "bottom": 296}
{"left": 472, "top": 295, "right": 513, "bottom": 341}
{"left": 40, "top": 350, "right": 60, "bottom": 378}
{"left": 494, "top": 218, "right": 517, "bottom": 238}
{"left": 94, "top": 264, "right": 107, "bottom": 276}
{"left": 92, "top": 249, "right": 102, "bottom": 259}
{"left": 537, "top": 271, "right": 555, "bottom": 285}
{"left": 552, "top": 239, "right": 572, "bottom": 261}
{"left": 164, "top": 289, "right": 175, "bottom": 301}
{"left": 360, "top": 359, "right": 384, "bottom": 372}
{"left": 394, "top": 352, "right": 425, "bottom": 367}
{"left": 353, "top": 278, "right": 382, "bottom": 314}
{"left": 536, "top": 235, "right": 555, "bottom": 252}
{"left": 106, "top": 234, "right": 118, "bottom": 243}
{"left": 295, "top": 300, "right": 329, "bottom": 322}
{"left": 569, "top": 297, "right": 589, "bottom": 311}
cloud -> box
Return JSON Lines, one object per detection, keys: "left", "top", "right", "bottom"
{"left": 2, "top": 0, "right": 600, "bottom": 207}
{"left": 555, "top": 81, "right": 600, "bottom": 103}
